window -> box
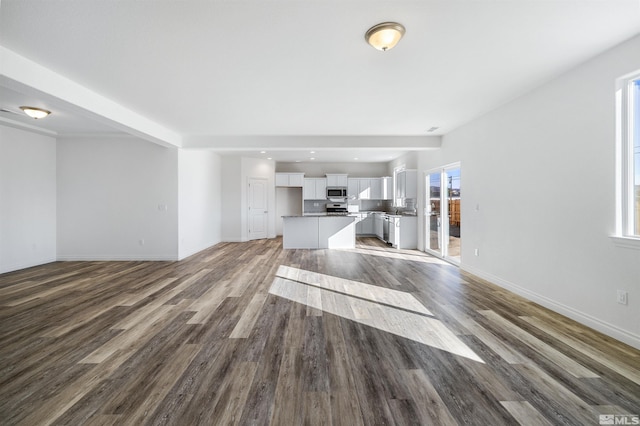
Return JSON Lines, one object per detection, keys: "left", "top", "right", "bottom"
{"left": 616, "top": 71, "right": 640, "bottom": 245}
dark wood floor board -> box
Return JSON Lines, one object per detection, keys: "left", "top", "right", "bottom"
{"left": 513, "top": 361, "right": 600, "bottom": 425}
{"left": 399, "top": 368, "right": 458, "bottom": 425}
{"left": 404, "top": 336, "right": 519, "bottom": 425}
{"left": 1, "top": 237, "right": 639, "bottom": 425}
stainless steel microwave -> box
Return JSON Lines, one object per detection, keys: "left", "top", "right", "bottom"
{"left": 326, "top": 187, "right": 347, "bottom": 198}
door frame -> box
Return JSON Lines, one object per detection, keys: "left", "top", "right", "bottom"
{"left": 423, "top": 162, "right": 461, "bottom": 264}
{"left": 248, "top": 177, "right": 269, "bottom": 241}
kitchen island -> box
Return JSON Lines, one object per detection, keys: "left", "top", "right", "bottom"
{"left": 282, "top": 215, "right": 356, "bottom": 249}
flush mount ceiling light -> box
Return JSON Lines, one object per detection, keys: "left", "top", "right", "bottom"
{"left": 365, "top": 22, "right": 405, "bottom": 51}
{"left": 20, "top": 106, "right": 51, "bottom": 119}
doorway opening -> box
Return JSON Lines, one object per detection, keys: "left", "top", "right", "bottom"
{"left": 425, "top": 164, "right": 461, "bottom": 263}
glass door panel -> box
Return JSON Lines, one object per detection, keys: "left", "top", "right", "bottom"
{"left": 424, "top": 164, "right": 461, "bottom": 263}
{"left": 444, "top": 167, "right": 461, "bottom": 262}
{"left": 427, "top": 172, "right": 441, "bottom": 252}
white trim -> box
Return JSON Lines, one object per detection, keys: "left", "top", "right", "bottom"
{"left": 610, "top": 235, "right": 640, "bottom": 250}
{"left": 0, "top": 116, "right": 58, "bottom": 136}
{"left": 56, "top": 255, "right": 178, "bottom": 261}
{"left": 0, "top": 257, "right": 57, "bottom": 274}
{"left": 615, "top": 70, "right": 640, "bottom": 239}
{"left": 461, "top": 264, "right": 640, "bottom": 350}
{"left": 221, "top": 237, "right": 249, "bottom": 243}
{"left": 178, "top": 240, "right": 221, "bottom": 260}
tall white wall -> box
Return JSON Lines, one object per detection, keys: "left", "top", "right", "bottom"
{"left": 220, "top": 156, "right": 242, "bottom": 242}
{"left": 0, "top": 125, "right": 57, "bottom": 273}
{"left": 57, "top": 136, "right": 179, "bottom": 260}
{"left": 178, "top": 150, "right": 222, "bottom": 259}
{"left": 418, "top": 34, "right": 640, "bottom": 348}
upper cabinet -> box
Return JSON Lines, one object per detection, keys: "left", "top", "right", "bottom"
{"left": 303, "top": 178, "right": 327, "bottom": 200}
{"left": 381, "top": 177, "right": 393, "bottom": 200}
{"left": 276, "top": 173, "right": 305, "bottom": 187}
{"left": 395, "top": 170, "right": 417, "bottom": 200}
{"left": 348, "top": 177, "right": 392, "bottom": 200}
{"left": 325, "top": 174, "right": 348, "bottom": 187}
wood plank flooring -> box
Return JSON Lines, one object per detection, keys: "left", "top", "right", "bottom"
{"left": 1, "top": 237, "right": 639, "bottom": 425}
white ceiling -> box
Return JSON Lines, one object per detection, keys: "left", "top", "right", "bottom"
{"left": 1, "top": 0, "right": 639, "bottom": 162}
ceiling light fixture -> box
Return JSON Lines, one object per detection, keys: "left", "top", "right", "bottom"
{"left": 20, "top": 106, "right": 51, "bottom": 119}
{"left": 365, "top": 22, "right": 405, "bottom": 51}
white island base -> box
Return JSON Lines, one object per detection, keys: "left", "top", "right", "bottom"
{"left": 282, "top": 216, "right": 356, "bottom": 249}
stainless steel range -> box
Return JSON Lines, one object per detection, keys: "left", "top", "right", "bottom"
{"left": 326, "top": 202, "right": 348, "bottom": 215}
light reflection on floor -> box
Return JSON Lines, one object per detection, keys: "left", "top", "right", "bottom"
{"left": 270, "top": 265, "right": 484, "bottom": 363}
{"left": 340, "top": 246, "right": 450, "bottom": 265}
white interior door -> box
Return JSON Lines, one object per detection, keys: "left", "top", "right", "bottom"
{"left": 248, "top": 177, "right": 268, "bottom": 240}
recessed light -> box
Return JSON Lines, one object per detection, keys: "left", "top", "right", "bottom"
{"left": 310, "top": 151, "right": 315, "bottom": 154}
{"left": 354, "top": 157, "right": 359, "bottom": 160}
{"left": 295, "top": 160, "right": 301, "bottom": 163}
{"left": 310, "top": 158, "right": 315, "bottom": 160}
{"left": 267, "top": 157, "right": 272, "bottom": 160}
{"left": 260, "top": 151, "right": 266, "bottom": 154}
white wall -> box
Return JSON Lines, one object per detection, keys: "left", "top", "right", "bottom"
{"left": 275, "top": 187, "right": 303, "bottom": 236}
{"left": 277, "top": 162, "right": 390, "bottom": 177}
{"left": 57, "top": 136, "right": 179, "bottom": 260}
{"left": 178, "top": 149, "right": 222, "bottom": 259}
{"left": 0, "top": 125, "right": 57, "bottom": 273}
{"left": 418, "top": 34, "right": 640, "bottom": 348}
{"left": 387, "top": 153, "right": 419, "bottom": 175}
{"left": 220, "top": 156, "right": 242, "bottom": 242}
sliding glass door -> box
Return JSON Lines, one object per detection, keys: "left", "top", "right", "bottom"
{"left": 425, "top": 164, "right": 461, "bottom": 263}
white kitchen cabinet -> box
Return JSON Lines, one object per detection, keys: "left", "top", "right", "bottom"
{"left": 303, "top": 178, "right": 327, "bottom": 200}
{"left": 283, "top": 217, "right": 319, "bottom": 248}
{"left": 276, "top": 173, "right": 305, "bottom": 187}
{"left": 358, "top": 179, "right": 371, "bottom": 200}
{"left": 374, "top": 213, "right": 384, "bottom": 239}
{"left": 347, "top": 179, "right": 359, "bottom": 198}
{"left": 395, "top": 170, "right": 417, "bottom": 200}
{"left": 369, "top": 179, "right": 382, "bottom": 200}
{"left": 389, "top": 216, "right": 417, "bottom": 249}
{"left": 318, "top": 216, "right": 356, "bottom": 248}
{"left": 354, "top": 213, "right": 374, "bottom": 235}
{"left": 381, "top": 177, "right": 393, "bottom": 200}
{"left": 282, "top": 216, "right": 356, "bottom": 249}
{"left": 326, "top": 174, "right": 348, "bottom": 187}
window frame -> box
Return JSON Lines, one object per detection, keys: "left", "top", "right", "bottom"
{"left": 613, "top": 70, "right": 640, "bottom": 249}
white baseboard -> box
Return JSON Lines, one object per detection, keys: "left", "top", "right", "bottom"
{"left": 56, "top": 254, "right": 178, "bottom": 261}
{"left": 178, "top": 240, "right": 221, "bottom": 260}
{"left": 221, "top": 237, "right": 248, "bottom": 242}
{"left": 0, "top": 257, "right": 57, "bottom": 274}
{"left": 461, "top": 264, "right": 640, "bottom": 350}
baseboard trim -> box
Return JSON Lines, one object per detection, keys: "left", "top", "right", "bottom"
{"left": 460, "top": 264, "right": 640, "bottom": 350}
{"left": 0, "top": 257, "right": 57, "bottom": 274}
{"left": 57, "top": 255, "right": 178, "bottom": 261}
{"left": 178, "top": 240, "right": 221, "bottom": 260}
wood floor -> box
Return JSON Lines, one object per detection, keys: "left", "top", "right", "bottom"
{"left": 1, "top": 237, "right": 639, "bottom": 425}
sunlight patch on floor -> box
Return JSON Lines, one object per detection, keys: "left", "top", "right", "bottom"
{"left": 270, "top": 266, "right": 484, "bottom": 363}
{"left": 339, "top": 247, "right": 450, "bottom": 265}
